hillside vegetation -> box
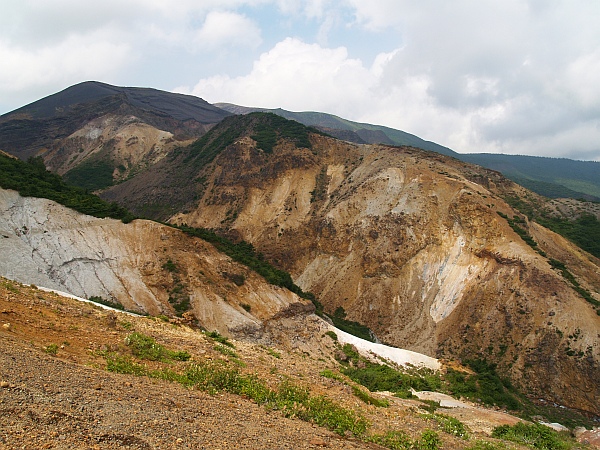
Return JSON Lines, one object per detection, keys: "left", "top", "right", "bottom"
{"left": 0, "top": 153, "right": 134, "bottom": 223}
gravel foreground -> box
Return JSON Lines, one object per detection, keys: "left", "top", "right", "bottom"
{"left": 0, "top": 340, "right": 374, "bottom": 450}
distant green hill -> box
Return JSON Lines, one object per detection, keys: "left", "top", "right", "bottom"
{"left": 215, "top": 103, "right": 458, "bottom": 157}
{"left": 460, "top": 154, "right": 600, "bottom": 200}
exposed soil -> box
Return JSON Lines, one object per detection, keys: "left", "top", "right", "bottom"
{"left": 0, "top": 279, "right": 576, "bottom": 449}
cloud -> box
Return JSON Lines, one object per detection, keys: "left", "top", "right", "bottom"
{"left": 1, "top": 1, "right": 598, "bottom": 161}
{"left": 181, "top": 38, "right": 372, "bottom": 114}
{"left": 0, "top": 31, "right": 131, "bottom": 92}
{"left": 192, "top": 11, "right": 262, "bottom": 50}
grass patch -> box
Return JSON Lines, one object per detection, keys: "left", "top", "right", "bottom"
{"left": 205, "top": 331, "right": 235, "bottom": 348}
{"left": 367, "top": 429, "right": 442, "bottom": 450}
{"left": 351, "top": 385, "right": 390, "bottom": 407}
{"left": 421, "top": 413, "right": 469, "bottom": 439}
{"left": 124, "top": 332, "right": 190, "bottom": 362}
{"left": 63, "top": 158, "right": 114, "bottom": 191}
{"left": 214, "top": 344, "right": 239, "bottom": 359}
{"left": 321, "top": 369, "right": 389, "bottom": 407}
{"left": 267, "top": 348, "right": 281, "bottom": 359}
{"left": 88, "top": 295, "right": 125, "bottom": 311}
{"left": 44, "top": 343, "right": 59, "bottom": 355}
{"left": 492, "top": 422, "right": 575, "bottom": 450}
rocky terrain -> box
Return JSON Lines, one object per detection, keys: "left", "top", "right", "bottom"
{"left": 0, "top": 82, "right": 599, "bottom": 427}
{"left": 0, "top": 81, "right": 230, "bottom": 191}
{"left": 6, "top": 279, "right": 599, "bottom": 449}
{"left": 155, "top": 126, "right": 599, "bottom": 415}
{"left": 0, "top": 188, "right": 315, "bottom": 346}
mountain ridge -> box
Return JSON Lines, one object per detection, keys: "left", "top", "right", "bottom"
{"left": 1, "top": 82, "right": 599, "bottom": 416}
{"left": 215, "top": 102, "right": 600, "bottom": 201}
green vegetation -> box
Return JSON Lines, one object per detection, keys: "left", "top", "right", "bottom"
{"left": 63, "top": 158, "right": 115, "bottom": 191}
{"left": 1, "top": 280, "right": 20, "bottom": 293}
{"left": 167, "top": 283, "right": 191, "bottom": 315}
{"left": 329, "top": 306, "right": 375, "bottom": 342}
{"left": 342, "top": 361, "right": 441, "bottom": 399}
{"left": 0, "top": 154, "right": 134, "bottom": 223}
{"left": 508, "top": 176, "right": 599, "bottom": 201}
{"left": 184, "top": 112, "right": 321, "bottom": 171}
{"left": 537, "top": 214, "right": 600, "bottom": 259}
{"left": 497, "top": 211, "right": 599, "bottom": 314}
{"left": 213, "top": 343, "right": 240, "bottom": 359}
{"left": 88, "top": 295, "right": 125, "bottom": 311}
{"left": 251, "top": 113, "right": 314, "bottom": 152}
{"left": 267, "top": 348, "right": 281, "bottom": 359}
{"left": 103, "top": 349, "right": 369, "bottom": 438}
{"left": 337, "top": 346, "right": 523, "bottom": 411}
{"left": 44, "top": 343, "right": 59, "bottom": 355}
{"left": 124, "top": 332, "right": 191, "bottom": 362}
{"left": 464, "top": 440, "right": 509, "bottom": 450}
{"left": 162, "top": 259, "right": 178, "bottom": 273}
{"left": 350, "top": 385, "right": 390, "bottom": 407}
{"left": 492, "top": 423, "right": 574, "bottom": 450}
{"left": 205, "top": 330, "right": 235, "bottom": 348}
{"left": 548, "top": 259, "right": 600, "bottom": 311}
{"left": 184, "top": 116, "right": 244, "bottom": 170}
{"left": 421, "top": 413, "right": 469, "bottom": 439}
{"left": 321, "top": 368, "right": 389, "bottom": 407}
{"left": 251, "top": 124, "right": 278, "bottom": 153}
{"left": 175, "top": 224, "right": 315, "bottom": 302}
{"left": 497, "top": 211, "right": 539, "bottom": 251}
{"left": 325, "top": 330, "right": 338, "bottom": 341}
{"left": 462, "top": 154, "right": 600, "bottom": 199}
{"left": 445, "top": 359, "right": 521, "bottom": 410}
{"left": 366, "top": 429, "right": 441, "bottom": 450}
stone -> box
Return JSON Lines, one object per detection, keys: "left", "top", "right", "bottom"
{"left": 309, "top": 437, "right": 327, "bottom": 446}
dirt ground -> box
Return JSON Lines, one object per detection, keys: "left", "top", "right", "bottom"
{"left": 0, "top": 279, "right": 573, "bottom": 449}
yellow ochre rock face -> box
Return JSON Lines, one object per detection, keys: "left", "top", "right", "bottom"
{"left": 0, "top": 188, "right": 314, "bottom": 347}
{"left": 172, "top": 134, "right": 600, "bottom": 414}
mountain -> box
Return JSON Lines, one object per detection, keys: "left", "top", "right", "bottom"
{"left": 215, "top": 103, "right": 459, "bottom": 157}
{"left": 7, "top": 159, "right": 595, "bottom": 448}
{"left": 215, "top": 103, "right": 600, "bottom": 201}
{"left": 460, "top": 153, "right": 600, "bottom": 200}
{"left": 1, "top": 84, "right": 599, "bottom": 417}
{"left": 8, "top": 280, "right": 600, "bottom": 449}
{"left": 0, "top": 81, "right": 231, "bottom": 190}
{"left": 97, "top": 112, "right": 599, "bottom": 415}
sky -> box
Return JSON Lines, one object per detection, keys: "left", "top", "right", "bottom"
{"left": 1, "top": 1, "right": 599, "bottom": 161}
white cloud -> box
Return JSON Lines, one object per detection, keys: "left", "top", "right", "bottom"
{"left": 0, "top": 32, "right": 130, "bottom": 92}
{"left": 1, "top": 1, "right": 598, "bottom": 160}
{"left": 192, "top": 11, "right": 262, "bottom": 50}
{"left": 181, "top": 38, "right": 372, "bottom": 114}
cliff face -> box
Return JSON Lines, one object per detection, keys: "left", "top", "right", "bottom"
{"left": 171, "top": 134, "right": 600, "bottom": 414}
{"left": 0, "top": 188, "right": 314, "bottom": 344}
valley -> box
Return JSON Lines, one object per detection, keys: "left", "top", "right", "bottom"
{"left": 0, "top": 82, "right": 599, "bottom": 447}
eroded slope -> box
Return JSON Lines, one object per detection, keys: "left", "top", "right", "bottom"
{"left": 170, "top": 133, "right": 600, "bottom": 414}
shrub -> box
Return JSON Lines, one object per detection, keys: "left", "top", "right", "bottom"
{"left": 325, "top": 330, "right": 338, "bottom": 341}
{"left": 206, "top": 330, "right": 235, "bottom": 348}
{"left": 44, "top": 343, "right": 59, "bottom": 355}
{"left": 492, "top": 423, "right": 571, "bottom": 450}
{"left": 124, "top": 332, "right": 190, "bottom": 362}
{"left": 422, "top": 413, "right": 469, "bottom": 438}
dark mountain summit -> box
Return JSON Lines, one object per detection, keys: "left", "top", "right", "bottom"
{"left": 0, "top": 81, "right": 231, "bottom": 160}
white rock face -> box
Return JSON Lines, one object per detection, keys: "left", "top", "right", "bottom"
{"left": 0, "top": 188, "right": 316, "bottom": 340}
{"left": 0, "top": 189, "right": 162, "bottom": 310}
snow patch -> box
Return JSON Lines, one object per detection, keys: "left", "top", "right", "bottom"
{"left": 328, "top": 323, "right": 440, "bottom": 370}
